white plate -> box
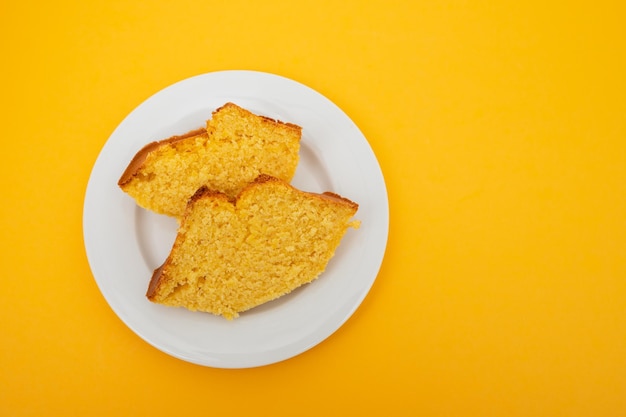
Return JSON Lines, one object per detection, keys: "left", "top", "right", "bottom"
{"left": 83, "top": 70, "right": 388, "bottom": 368}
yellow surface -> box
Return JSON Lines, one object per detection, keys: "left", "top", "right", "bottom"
{"left": 1, "top": 1, "right": 625, "bottom": 415}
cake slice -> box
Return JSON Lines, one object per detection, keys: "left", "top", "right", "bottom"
{"left": 118, "top": 103, "right": 302, "bottom": 217}
{"left": 146, "top": 174, "right": 360, "bottom": 319}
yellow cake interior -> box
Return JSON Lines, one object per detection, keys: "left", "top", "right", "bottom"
{"left": 147, "top": 175, "right": 359, "bottom": 319}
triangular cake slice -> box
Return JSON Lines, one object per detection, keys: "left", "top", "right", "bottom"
{"left": 146, "top": 174, "right": 360, "bottom": 319}
{"left": 118, "top": 103, "right": 302, "bottom": 217}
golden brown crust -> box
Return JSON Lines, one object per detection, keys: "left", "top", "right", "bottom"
{"left": 146, "top": 263, "right": 165, "bottom": 300}
{"left": 248, "top": 174, "right": 359, "bottom": 211}
{"left": 214, "top": 103, "right": 302, "bottom": 134}
{"left": 117, "top": 128, "right": 206, "bottom": 187}
{"left": 188, "top": 185, "right": 234, "bottom": 205}
{"left": 320, "top": 192, "right": 360, "bottom": 211}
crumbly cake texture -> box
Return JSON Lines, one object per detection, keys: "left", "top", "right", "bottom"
{"left": 118, "top": 103, "right": 302, "bottom": 217}
{"left": 146, "top": 174, "right": 360, "bottom": 319}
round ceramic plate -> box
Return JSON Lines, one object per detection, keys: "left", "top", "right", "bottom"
{"left": 83, "top": 70, "right": 388, "bottom": 368}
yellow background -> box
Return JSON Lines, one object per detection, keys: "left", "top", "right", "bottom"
{"left": 2, "top": 1, "right": 625, "bottom": 415}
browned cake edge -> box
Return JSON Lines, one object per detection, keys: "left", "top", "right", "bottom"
{"left": 117, "top": 128, "right": 207, "bottom": 187}
{"left": 213, "top": 102, "right": 303, "bottom": 135}
{"left": 146, "top": 263, "right": 165, "bottom": 300}
{"left": 248, "top": 174, "right": 359, "bottom": 211}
